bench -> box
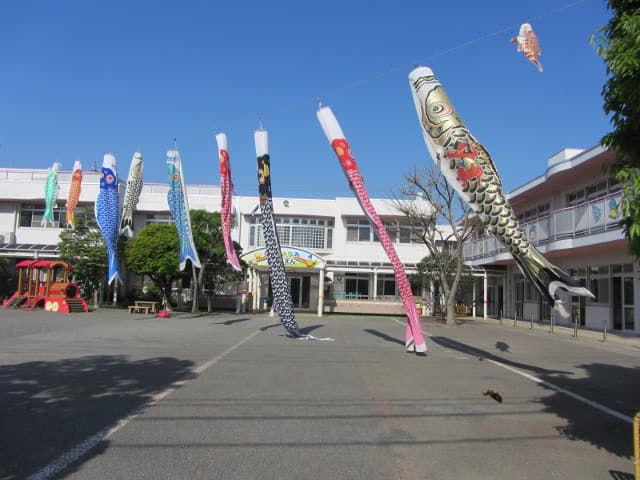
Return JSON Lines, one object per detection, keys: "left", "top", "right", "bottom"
{"left": 128, "top": 305, "right": 150, "bottom": 314}
{"left": 134, "top": 300, "right": 160, "bottom": 313}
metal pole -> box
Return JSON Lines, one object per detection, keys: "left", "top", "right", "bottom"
{"left": 603, "top": 321, "right": 607, "bottom": 343}
{"left": 573, "top": 311, "right": 578, "bottom": 338}
{"left": 634, "top": 411, "right": 640, "bottom": 480}
{"left": 530, "top": 312, "right": 533, "bottom": 329}
{"left": 513, "top": 311, "right": 517, "bottom": 328}
{"left": 550, "top": 314, "right": 554, "bottom": 334}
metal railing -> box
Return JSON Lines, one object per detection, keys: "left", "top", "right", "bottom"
{"left": 463, "top": 190, "right": 624, "bottom": 262}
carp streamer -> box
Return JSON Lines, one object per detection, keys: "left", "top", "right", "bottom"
{"left": 254, "top": 129, "right": 332, "bottom": 341}
{"left": 216, "top": 133, "right": 242, "bottom": 272}
{"left": 408, "top": 66, "right": 593, "bottom": 317}
{"left": 317, "top": 106, "right": 426, "bottom": 355}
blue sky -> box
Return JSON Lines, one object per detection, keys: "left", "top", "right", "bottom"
{"left": 1, "top": 0, "right": 612, "bottom": 199}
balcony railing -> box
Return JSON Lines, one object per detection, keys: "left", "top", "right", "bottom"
{"left": 463, "top": 190, "right": 624, "bottom": 262}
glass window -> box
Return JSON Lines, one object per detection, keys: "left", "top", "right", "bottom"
{"left": 345, "top": 274, "right": 369, "bottom": 298}
{"left": 376, "top": 274, "right": 397, "bottom": 298}
{"left": 250, "top": 216, "right": 332, "bottom": 249}
{"left": 588, "top": 265, "right": 610, "bottom": 304}
{"left": 19, "top": 203, "right": 66, "bottom": 228}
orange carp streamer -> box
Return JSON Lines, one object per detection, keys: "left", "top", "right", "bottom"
{"left": 66, "top": 160, "right": 83, "bottom": 229}
{"left": 511, "top": 23, "right": 542, "bottom": 72}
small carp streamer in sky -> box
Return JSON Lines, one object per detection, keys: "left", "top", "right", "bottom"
{"left": 510, "top": 22, "right": 543, "bottom": 72}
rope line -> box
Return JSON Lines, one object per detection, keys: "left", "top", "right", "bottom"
{"left": 48, "top": 0, "right": 589, "bottom": 162}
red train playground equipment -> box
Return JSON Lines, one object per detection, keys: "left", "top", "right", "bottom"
{"left": 2, "top": 259, "right": 89, "bottom": 312}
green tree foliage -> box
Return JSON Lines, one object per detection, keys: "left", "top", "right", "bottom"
{"left": 190, "top": 210, "right": 244, "bottom": 312}
{"left": 57, "top": 207, "right": 108, "bottom": 305}
{"left": 124, "top": 223, "right": 181, "bottom": 304}
{"left": 591, "top": 1, "right": 640, "bottom": 256}
{"left": 0, "top": 257, "right": 19, "bottom": 300}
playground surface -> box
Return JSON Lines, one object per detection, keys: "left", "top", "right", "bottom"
{"left": 1, "top": 308, "right": 639, "bottom": 480}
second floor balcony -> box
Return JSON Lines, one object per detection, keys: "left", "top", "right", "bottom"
{"left": 463, "top": 191, "right": 624, "bottom": 263}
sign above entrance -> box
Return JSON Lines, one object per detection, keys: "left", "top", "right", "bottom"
{"left": 242, "top": 247, "right": 325, "bottom": 269}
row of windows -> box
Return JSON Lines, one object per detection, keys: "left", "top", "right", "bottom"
{"left": 345, "top": 218, "right": 423, "bottom": 244}
{"left": 249, "top": 225, "right": 331, "bottom": 250}
{"left": 520, "top": 263, "right": 633, "bottom": 305}
{"left": 566, "top": 177, "right": 621, "bottom": 207}
{"left": 19, "top": 205, "right": 173, "bottom": 229}
{"left": 340, "top": 273, "right": 414, "bottom": 300}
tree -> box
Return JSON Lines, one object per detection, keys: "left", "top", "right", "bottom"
{"left": 190, "top": 210, "right": 244, "bottom": 313}
{"left": 590, "top": 1, "right": 640, "bottom": 256}
{"left": 0, "top": 257, "right": 19, "bottom": 301}
{"left": 125, "top": 223, "right": 181, "bottom": 307}
{"left": 395, "top": 165, "right": 476, "bottom": 325}
{"left": 57, "top": 207, "right": 108, "bottom": 307}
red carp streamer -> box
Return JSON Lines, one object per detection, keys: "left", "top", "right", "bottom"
{"left": 216, "top": 133, "right": 242, "bottom": 272}
{"left": 317, "top": 106, "right": 427, "bottom": 355}
{"left": 511, "top": 23, "right": 542, "bottom": 72}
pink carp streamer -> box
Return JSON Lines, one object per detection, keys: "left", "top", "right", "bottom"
{"left": 216, "top": 133, "right": 242, "bottom": 272}
{"left": 317, "top": 106, "right": 427, "bottom": 355}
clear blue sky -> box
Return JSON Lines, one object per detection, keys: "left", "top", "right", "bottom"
{"left": 1, "top": 0, "right": 612, "bottom": 199}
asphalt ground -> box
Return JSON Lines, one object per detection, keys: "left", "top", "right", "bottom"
{"left": 1, "top": 308, "right": 639, "bottom": 480}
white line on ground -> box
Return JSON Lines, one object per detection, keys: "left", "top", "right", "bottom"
{"left": 393, "top": 318, "right": 634, "bottom": 425}
{"left": 26, "top": 328, "right": 262, "bottom": 480}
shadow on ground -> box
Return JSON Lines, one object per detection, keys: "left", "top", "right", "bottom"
{"left": 430, "top": 335, "right": 640, "bottom": 460}
{"left": 0, "top": 355, "right": 194, "bottom": 480}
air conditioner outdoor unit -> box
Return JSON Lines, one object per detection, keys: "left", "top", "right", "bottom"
{"left": 0, "top": 232, "right": 15, "bottom": 243}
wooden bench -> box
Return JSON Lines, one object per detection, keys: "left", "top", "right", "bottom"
{"left": 135, "top": 300, "right": 160, "bottom": 313}
{"left": 128, "top": 305, "right": 150, "bottom": 314}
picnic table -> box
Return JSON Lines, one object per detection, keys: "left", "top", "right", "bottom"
{"left": 128, "top": 300, "right": 160, "bottom": 314}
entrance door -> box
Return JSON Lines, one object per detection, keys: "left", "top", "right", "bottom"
{"left": 288, "top": 276, "right": 311, "bottom": 309}
{"left": 612, "top": 264, "right": 634, "bottom": 331}
{"left": 289, "top": 277, "right": 302, "bottom": 308}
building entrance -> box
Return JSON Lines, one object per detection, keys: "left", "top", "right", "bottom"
{"left": 288, "top": 276, "right": 311, "bottom": 309}
{"left": 612, "top": 264, "right": 634, "bottom": 331}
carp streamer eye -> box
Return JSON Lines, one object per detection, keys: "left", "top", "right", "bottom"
{"left": 430, "top": 102, "right": 452, "bottom": 117}
{"left": 172, "top": 172, "right": 180, "bottom": 182}
{"left": 106, "top": 174, "right": 114, "bottom": 183}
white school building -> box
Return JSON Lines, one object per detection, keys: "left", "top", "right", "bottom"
{"left": 464, "top": 145, "right": 638, "bottom": 334}
{"left": 1, "top": 142, "right": 637, "bottom": 334}
{"left": 0, "top": 166, "right": 434, "bottom": 315}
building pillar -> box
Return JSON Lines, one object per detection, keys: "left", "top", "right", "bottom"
{"left": 483, "top": 270, "right": 488, "bottom": 320}
{"left": 317, "top": 268, "right": 325, "bottom": 317}
{"left": 372, "top": 268, "right": 378, "bottom": 300}
{"left": 472, "top": 278, "right": 477, "bottom": 317}
{"left": 256, "top": 271, "right": 262, "bottom": 311}
{"left": 429, "top": 280, "right": 435, "bottom": 316}
{"left": 502, "top": 272, "right": 507, "bottom": 318}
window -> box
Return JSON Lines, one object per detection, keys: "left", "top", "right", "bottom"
{"left": 19, "top": 203, "right": 67, "bottom": 228}
{"left": 346, "top": 218, "right": 373, "bottom": 242}
{"left": 588, "top": 265, "right": 609, "bottom": 304}
{"left": 345, "top": 274, "right": 369, "bottom": 298}
{"left": 249, "top": 216, "right": 333, "bottom": 249}
{"left": 376, "top": 274, "right": 397, "bottom": 299}
{"left": 145, "top": 214, "right": 172, "bottom": 225}
{"left": 348, "top": 218, "right": 423, "bottom": 244}
{"left": 567, "top": 177, "right": 622, "bottom": 207}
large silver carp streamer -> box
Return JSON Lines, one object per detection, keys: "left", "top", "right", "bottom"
{"left": 409, "top": 66, "right": 593, "bottom": 316}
